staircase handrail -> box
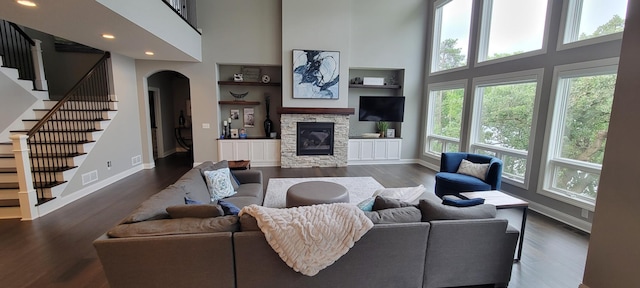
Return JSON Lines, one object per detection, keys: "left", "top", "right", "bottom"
{"left": 27, "top": 52, "right": 111, "bottom": 137}
{"left": 0, "top": 20, "right": 36, "bottom": 83}
{"left": 6, "top": 21, "right": 35, "bottom": 46}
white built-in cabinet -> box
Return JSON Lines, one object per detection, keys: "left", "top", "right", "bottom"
{"left": 218, "top": 139, "right": 280, "bottom": 167}
{"left": 348, "top": 138, "right": 402, "bottom": 163}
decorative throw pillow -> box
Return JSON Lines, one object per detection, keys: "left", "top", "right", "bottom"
{"left": 184, "top": 196, "right": 205, "bottom": 205}
{"left": 364, "top": 206, "right": 422, "bottom": 224}
{"left": 371, "top": 196, "right": 416, "bottom": 211}
{"left": 442, "top": 196, "right": 485, "bottom": 207}
{"left": 372, "top": 185, "right": 426, "bottom": 203}
{"left": 356, "top": 197, "right": 376, "bottom": 211}
{"left": 230, "top": 171, "right": 241, "bottom": 190}
{"left": 218, "top": 199, "right": 241, "bottom": 215}
{"left": 199, "top": 160, "right": 239, "bottom": 192}
{"left": 419, "top": 198, "right": 496, "bottom": 221}
{"left": 166, "top": 204, "right": 224, "bottom": 218}
{"left": 203, "top": 168, "right": 237, "bottom": 201}
{"left": 456, "top": 159, "right": 489, "bottom": 181}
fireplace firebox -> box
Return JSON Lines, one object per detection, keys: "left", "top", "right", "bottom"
{"left": 297, "top": 122, "right": 334, "bottom": 156}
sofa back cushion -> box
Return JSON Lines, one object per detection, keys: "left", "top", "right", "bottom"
{"left": 364, "top": 206, "right": 422, "bottom": 224}
{"left": 166, "top": 204, "right": 224, "bottom": 219}
{"left": 173, "top": 168, "right": 212, "bottom": 204}
{"left": 108, "top": 216, "right": 239, "bottom": 238}
{"left": 121, "top": 185, "right": 187, "bottom": 224}
{"left": 419, "top": 198, "right": 496, "bottom": 221}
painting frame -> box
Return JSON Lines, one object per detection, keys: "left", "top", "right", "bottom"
{"left": 243, "top": 107, "right": 255, "bottom": 128}
{"left": 292, "top": 49, "right": 340, "bottom": 99}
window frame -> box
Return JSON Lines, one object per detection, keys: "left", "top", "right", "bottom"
{"left": 469, "top": 69, "right": 544, "bottom": 189}
{"left": 475, "top": 0, "right": 552, "bottom": 67}
{"left": 539, "top": 58, "right": 619, "bottom": 210}
{"left": 429, "top": 0, "right": 474, "bottom": 75}
{"left": 424, "top": 79, "right": 468, "bottom": 158}
{"left": 557, "top": 0, "right": 626, "bottom": 51}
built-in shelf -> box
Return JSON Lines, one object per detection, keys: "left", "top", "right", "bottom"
{"left": 349, "top": 84, "right": 401, "bottom": 89}
{"left": 218, "top": 101, "right": 260, "bottom": 105}
{"left": 218, "top": 81, "right": 281, "bottom": 87}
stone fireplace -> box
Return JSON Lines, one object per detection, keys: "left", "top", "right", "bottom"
{"left": 279, "top": 108, "right": 353, "bottom": 168}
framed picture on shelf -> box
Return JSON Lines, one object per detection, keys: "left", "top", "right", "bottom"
{"left": 241, "top": 67, "right": 261, "bottom": 82}
{"left": 386, "top": 128, "right": 395, "bottom": 138}
{"left": 292, "top": 49, "right": 340, "bottom": 99}
{"left": 230, "top": 109, "right": 239, "bottom": 120}
{"left": 243, "top": 108, "right": 255, "bottom": 127}
{"left": 230, "top": 129, "right": 239, "bottom": 139}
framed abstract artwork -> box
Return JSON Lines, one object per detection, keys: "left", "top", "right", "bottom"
{"left": 292, "top": 49, "right": 340, "bottom": 99}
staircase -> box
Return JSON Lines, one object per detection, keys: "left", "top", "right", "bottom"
{"left": 0, "top": 49, "right": 115, "bottom": 219}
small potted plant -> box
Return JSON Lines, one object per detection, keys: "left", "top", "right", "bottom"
{"left": 377, "top": 121, "right": 389, "bottom": 138}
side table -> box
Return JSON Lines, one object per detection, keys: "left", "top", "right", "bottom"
{"left": 228, "top": 160, "right": 251, "bottom": 170}
{"left": 461, "top": 190, "right": 529, "bottom": 262}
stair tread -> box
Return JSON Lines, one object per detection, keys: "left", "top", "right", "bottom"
{"left": 33, "top": 109, "right": 117, "bottom": 111}
{"left": 0, "top": 199, "right": 20, "bottom": 207}
{"left": 23, "top": 119, "right": 110, "bottom": 122}
{"left": 34, "top": 181, "right": 66, "bottom": 189}
{"left": 36, "top": 197, "right": 56, "bottom": 206}
{"left": 10, "top": 128, "right": 103, "bottom": 133}
{"left": 28, "top": 140, "right": 95, "bottom": 144}
{"left": 32, "top": 166, "right": 77, "bottom": 172}
{"left": 0, "top": 168, "right": 17, "bottom": 173}
{"left": 0, "top": 142, "right": 10, "bottom": 145}
{"left": 0, "top": 182, "right": 19, "bottom": 189}
{"left": 0, "top": 154, "right": 15, "bottom": 159}
{"left": 29, "top": 152, "right": 86, "bottom": 158}
{"left": 44, "top": 99, "right": 118, "bottom": 103}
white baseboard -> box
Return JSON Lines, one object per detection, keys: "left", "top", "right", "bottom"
{"left": 416, "top": 159, "right": 439, "bottom": 171}
{"left": 347, "top": 159, "right": 417, "bottom": 166}
{"left": 36, "top": 165, "right": 144, "bottom": 218}
{"left": 159, "top": 148, "right": 176, "bottom": 158}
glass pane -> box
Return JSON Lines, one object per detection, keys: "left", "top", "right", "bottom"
{"left": 559, "top": 74, "right": 616, "bottom": 165}
{"left": 445, "top": 142, "right": 459, "bottom": 153}
{"left": 474, "top": 149, "right": 496, "bottom": 157}
{"left": 477, "top": 82, "right": 536, "bottom": 151}
{"left": 553, "top": 166, "right": 599, "bottom": 200}
{"left": 502, "top": 154, "right": 526, "bottom": 180}
{"left": 429, "top": 138, "right": 443, "bottom": 154}
{"left": 565, "top": 0, "right": 627, "bottom": 43}
{"left": 429, "top": 88, "right": 464, "bottom": 139}
{"left": 432, "top": 0, "right": 472, "bottom": 72}
{"left": 481, "top": 0, "right": 547, "bottom": 61}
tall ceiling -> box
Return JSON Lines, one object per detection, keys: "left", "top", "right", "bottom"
{"left": 0, "top": 0, "right": 201, "bottom": 62}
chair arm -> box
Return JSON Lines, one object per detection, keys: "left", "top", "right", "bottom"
{"left": 485, "top": 158, "right": 503, "bottom": 190}
{"left": 440, "top": 152, "right": 468, "bottom": 172}
{"left": 232, "top": 169, "right": 263, "bottom": 185}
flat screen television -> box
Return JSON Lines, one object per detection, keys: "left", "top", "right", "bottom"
{"left": 358, "top": 96, "right": 405, "bottom": 122}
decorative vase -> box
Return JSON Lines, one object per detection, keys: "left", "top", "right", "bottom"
{"left": 178, "top": 110, "right": 186, "bottom": 127}
{"left": 263, "top": 94, "right": 273, "bottom": 137}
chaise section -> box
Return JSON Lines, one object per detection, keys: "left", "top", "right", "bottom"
{"left": 232, "top": 223, "right": 430, "bottom": 288}
{"left": 423, "top": 219, "right": 519, "bottom": 288}
{"left": 94, "top": 232, "right": 235, "bottom": 288}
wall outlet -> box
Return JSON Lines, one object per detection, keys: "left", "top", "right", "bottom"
{"left": 107, "top": 161, "right": 112, "bottom": 170}
{"left": 581, "top": 209, "right": 589, "bottom": 219}
{"left": 202, "top": 123, "right": 210, "bottom": 129}
{"left": 82, "top": 170, "right": 98, "bottom": 186}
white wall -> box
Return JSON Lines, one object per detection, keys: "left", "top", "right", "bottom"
{"left": 349, "top": 0, "right": 427, "bottom": 159}
{"left": 62, "top": 53, "right": 144, "bottom": 195}
{"left": 582, "top": 1, "right": 640, "bottom": 287}
{"left": 281, "top": 0, "right": 351, "bottom": 109}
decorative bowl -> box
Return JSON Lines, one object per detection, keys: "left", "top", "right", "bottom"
{"left": 230, "top": 91, "right": 248, "bottom": 101}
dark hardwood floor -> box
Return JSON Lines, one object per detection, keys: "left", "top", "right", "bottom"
{"left": 0, "top": 153, "right": 589, "bottom": 288}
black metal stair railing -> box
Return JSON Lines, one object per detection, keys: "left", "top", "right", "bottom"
{"left": 0, "top": 20, "right": 35, "bottom": 87}
{"left": 162, "top": 0, "right": 199, "bottom": 34}
{"left": 27, "top": 52, "right": 112, "bottom": 204}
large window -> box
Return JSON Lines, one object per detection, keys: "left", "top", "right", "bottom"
{"left": 470, "top": 70, "right": 542, "bottom": 186}
{"left": 425, "top": 80, "right": 466, "bottom": 155}
{"left": 478, "top": 0, "right": 549, "bottom": 63}
{"left": 541, "top": 59, "right": 618, "bottom": 208}
{"left": 561, "top": 0, "right": 627, "bottom": 47}
{"left": 430, "top": 0, "right": 473, "bottom": 73}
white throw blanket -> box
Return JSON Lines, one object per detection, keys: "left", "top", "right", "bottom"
{"left": 239, "top": 203, "right": 374, "bottom": 276}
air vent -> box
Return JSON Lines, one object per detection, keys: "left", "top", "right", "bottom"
{"left": 131, "top": 155, "right": 142, "bottom": 166}
{"left": 82, "top": 170, "right": 98, "bottom": 186}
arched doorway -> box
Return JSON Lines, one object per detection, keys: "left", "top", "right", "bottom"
{"left": 147, "top": 71, "right": 192, "bottom": 163}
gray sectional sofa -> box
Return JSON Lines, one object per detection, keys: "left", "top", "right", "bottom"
{"left": 94, "top": 161, "right": 519, "bottom": 288}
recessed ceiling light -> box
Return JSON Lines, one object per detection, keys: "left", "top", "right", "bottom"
{"left": 102, "top": 34, "right": 115, "bottom": 39}
{"left": 17, "top": 0, "right": 37, "bottom": 7}
{"left": 145, "top": 51, "right": 155, "bottom": 56}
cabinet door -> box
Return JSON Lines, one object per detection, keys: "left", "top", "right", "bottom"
{"left": 374, "top": 140, "right": 388, "bottom": 159}
{"left": 218, "top": 141, "right": 236, "bottom": 160}
{"left": 387, "top": 139, "right": 401, "bottom": 159}
{"left": 236, "top": 141, "right": 251, "bottom": 160}
{"left": 360, "top": 140, "right": 375, "bottom": 160}
{"left": 348, "top": 140, "right": 360, "bottom": 160}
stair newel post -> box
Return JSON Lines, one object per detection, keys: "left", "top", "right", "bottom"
{"left": 30, "top": 39, "right": 48, "bottom": 91}
{"left": 10, "top": 135, "right": 38, "bottom": 220}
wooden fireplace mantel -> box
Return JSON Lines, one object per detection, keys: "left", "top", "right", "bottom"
{"left": 277, "top": 107, "right": 355, "bottom": 115}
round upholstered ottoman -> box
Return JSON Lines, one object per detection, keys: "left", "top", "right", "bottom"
{"left": 286, "top": 181, "right": 349, "bottom": 208}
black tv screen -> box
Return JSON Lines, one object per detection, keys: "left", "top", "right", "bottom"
{"left": 358, "top": 96, "right": 405, "bottom": 122}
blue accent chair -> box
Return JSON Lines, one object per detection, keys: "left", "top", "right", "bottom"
{"left": 435, "top": 152, "right": 503, "bottom": 198}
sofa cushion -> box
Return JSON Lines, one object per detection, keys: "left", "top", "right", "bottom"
{"left": 356, "top": 197, "right": 376, "bottom": 211}
{"left": 166, "top": 204, "right": 224, "bottom": 219}
{"left": 456, "top": 159, "right": 489, "bottom": 181}
{"left": 239, "top": 214, "right": 261, "bottom": 231}
{"left": 121, "top": 185, "right": 187, "bottom": 224}
{"left": 233, "top": 183, "right": 263, "bottom": 199}
{"left": 173, "top": 169, "right": 211, "bottom": 204}
{"left": 203, "top": 168, "right": 237, "bottom": 201}
{"left": 222, "top": 196, "right": 262, "bottom": 209}
{"left": 218, "top": 200, "right": 241, "bottom": 215}
{"left": 108, "top": 216, "right": 239, "bottom": 238}
{"left": 372, "top": 196, "right": 416, "bottom": 211}
{"left": 364, "top": 207, "right": 422, "bottom": 224}
{"left": 442, "top": 196, "right": 485, "bottom": 207}
{"left": 197, "top": 160, "right": 240, "bottom": 191}
{"left": 419, "top": 198, "right": 496, "bottom": 221}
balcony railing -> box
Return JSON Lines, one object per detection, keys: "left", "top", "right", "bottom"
{"left": 162, "top": 0, "right": 199, "bottom": 33}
